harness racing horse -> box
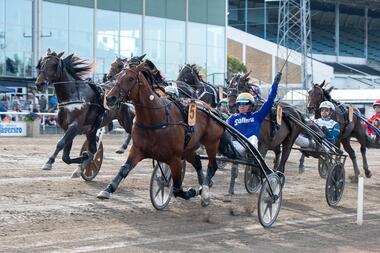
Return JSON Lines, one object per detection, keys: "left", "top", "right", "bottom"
{"left": 35, "top": 49, "right": 135, "bottom": 174}
{"left": 227, "top": 73, "right": 304, "bottom": 173}
{"left": 307, "top": 81, "right": 372, "bottom": 182}
{"left": 97, "top": 61, "right": 225, "bottom": 206}
{"left": 177, "top": 64, "right": 219, "bottom": 107}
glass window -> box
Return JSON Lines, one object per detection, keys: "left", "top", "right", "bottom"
{"left": 207, "top": 25, "right": 225, "bottom": 85}
{"left": 68, "top": 5, "right": 93, "bottom": 59}
{"left": 96, "top": 9, "right": 119, "bottom": 76}
{"left": 5, "top": 0, "right": 32, "bottom": 77}
{"left": 120, "top": 13, "right": 142, "bottom": 57}
{"left": 120, "top": 0, "right": 143, "bottom": 15}
{"left": 97, "top": 0, "right": 120, "bottom": 11}
{"left": 187, "top": 22, "right": 207, "bottom": 70}
{"left": 166, "top": 19, "right": 185, "bottom": 79}
{"left": 189, "top": 0, "right": 207, "bottom": 24}
{"left": 0, "top": 0, "right": 5, "bottom": 75}
{"left": 166, "top": 0, "right": 185, "bottom": 21}
{"left": 144, "top": 16, "right": 166, "bottom": 69}
{"left": 146, "top": 0, "right": 165, "bottom": 18}
{"left": 42, "top": 1, "right": 69, "bottom": 55}
{"left": 207, "top": 0, "right": 226, "bottom": 26}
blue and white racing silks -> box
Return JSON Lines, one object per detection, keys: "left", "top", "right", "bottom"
{"left": 227, "top": 80, "right": 279, "bottom": 138}
{"left": 314, "top": 117, "right": 340, "bottom": 144}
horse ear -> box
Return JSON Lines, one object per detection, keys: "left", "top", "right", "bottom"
{"left": 326, "top": 86, "right": 334, "bottom": 94}
{"left": 320, "top": 80, "right": 325, "bottom": 88}
{"left": 57, "top": 52, "right": 64, "bottom": 58}
{"left": 47, "top": 48, "right": 51, "bottom": 55}
{"left": 139, "top": 54, "right": 146, "bottom": 61}
{"left": 242, "top": 71, "right": 250, "bottom": 80}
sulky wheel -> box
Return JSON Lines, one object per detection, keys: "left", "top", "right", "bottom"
{"left": 318, "top": 158, "right": 328, "bottom": 179}
{"left": 258, "top": 173, "right": 283, "bottom": 228}
{"left": 325, "top": 163, "right": 345, "bottom": 207}
{"left": 244, "top": 165, "right": 261, "bottom": 194}
{"left": 79, "top": 139, "right": 103, "bottom": 181}
{"left": 150, "top": 162, "right": 173, "bottom": 210}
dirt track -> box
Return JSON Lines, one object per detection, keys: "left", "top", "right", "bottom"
{"left": 0, "top": 135, "right": 379, "bottom": 253}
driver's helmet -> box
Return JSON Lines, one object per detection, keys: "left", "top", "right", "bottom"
{"left": 319, "top": 101, "right": 335, "bottom": 111}
{"left": 236, "top": 92, "right": 254, "bottom": 105}
{"left": 373, "top": 99, "right": 380, "bottom": 108}
{"left": 164, "top": 85, "right": 179, "bottom": 98}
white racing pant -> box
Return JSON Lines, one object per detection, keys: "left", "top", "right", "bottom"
{"left": 232, "top": 135, "right": 258, "bottom": 157}
{"left": 295, "top": 134, "right": 330, "bottom": 153}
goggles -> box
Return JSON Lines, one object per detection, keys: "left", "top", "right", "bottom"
{"left": 237, "top": 101, "right": 250, "bottom": 106}
{"left": 219, "top": 102, "right": 228, "bottom": 107}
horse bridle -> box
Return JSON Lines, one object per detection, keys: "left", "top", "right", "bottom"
{"left": 37, "top": 55, "right": 64, "bottom": 85}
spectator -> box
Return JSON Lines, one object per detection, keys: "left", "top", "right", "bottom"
{"left": 49, "top": 95, "right": 58, "bottom": 112}
{"left": 0, "top": 103, "right": 6, "bottom": 120}
{"left": 45, "top": 115, "right": 57, "bottom": 126}
{"left": 2, "top": 114, "right": 12, "bottom": 123}
{"left": 39, "top": 95, "right": 48, "bottom": 112}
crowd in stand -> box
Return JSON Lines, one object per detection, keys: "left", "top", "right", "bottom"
{"left": 0, "top": 93, "right": 58, "bottom": 126}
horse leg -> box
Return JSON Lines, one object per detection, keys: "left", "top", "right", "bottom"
{"left": 358, "top": 136, "right": 372, "bottom": 178}
{"left": 41, "top": 123, "right": 79, "bottom": 170}
{"left": 116, "top": 133, "right": 132, "bottom": 154}
{"left": 299, "top": 153, "right": 305, "bottom": 174}
{"left": 228, "top": 163, "right": 238, "bottom": 195}
{"left": 201, "top": 145, "right": 219, "bottom": 207}
{"left": 69, "top": 131, "right": 98, "bottom": 178}
{"left": 185, "top": 152, "right": 204, "bottom": 185}
{"left": 273, "top": 146, "right": 281, "bottom": 169}
{"left": 276, "top": 140, "right": 293, "bottom": 173}
{"left": 341, "top": 138, "right": 360, "bottom": 183}
{"left": 97, "top": 146, "right": 143, "bottom": 199}
{"left": 171, "top": 158, "right": 198, "bottom": 200}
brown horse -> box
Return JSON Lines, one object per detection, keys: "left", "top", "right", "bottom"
{"left": 307, "top": 81, "right": 372, "bottom": 181}
{"left": 35, "top": 49, "right": 135, "bottom": 174}
{"left": 97, "top": 61, "right": 225, "bottom": 206}
{"left": 226, "top": 73, "right": 304, "bottom": 173}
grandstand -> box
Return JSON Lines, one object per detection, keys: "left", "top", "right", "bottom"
{"left": 228, "top": 0, "right": 380, "bottom": 91}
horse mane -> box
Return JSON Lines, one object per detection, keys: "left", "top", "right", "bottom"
{"left": 145, "top": 59, "right": 165, "bottom": 84}
{"left": 63, "top": 54, "right": 95, "bottom": 80}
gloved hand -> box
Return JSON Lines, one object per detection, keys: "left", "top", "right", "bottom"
{"left": 274, "top": 72, "right": 282, "bottom": 83}
{"left": 374, "top": 118, "right": 380, "bottom": 126}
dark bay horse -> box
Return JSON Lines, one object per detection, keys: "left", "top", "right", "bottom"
{"left": 35, "top": 49, "right": 135, "bottom": 174}
{"left": 227, "top": 72, "right": 304, "bottom": 173}
{"left": 177, "top": 64, "right": 219, "bottom": 107}
{"left": 308, "top": 81, "right": 372, "bottom": 181}
{"left": 97, "top": 61, "right": 225, "bottom": 206}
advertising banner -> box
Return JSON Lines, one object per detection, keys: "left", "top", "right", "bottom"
{"left": 0, "top": 122, "right": 27, "bottom": 136}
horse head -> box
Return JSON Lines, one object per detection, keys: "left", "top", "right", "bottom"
{"left": 107, "top": 57, "right": 127, "bottom": 81}
{"left": 35, "top": 49, "right": 64, "bottom": 92}
{"left": 307, "top": 80, "right": 327, "bottom": 113}
{"left": 177, "top": 64, "right": 202, "bottom": 87}
{"left": 106, "top": 62, "right": 151, "bottom": 107}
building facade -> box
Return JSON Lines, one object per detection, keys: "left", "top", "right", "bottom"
{"left": 0, "top": 0, "right": 227, "bottom": 88}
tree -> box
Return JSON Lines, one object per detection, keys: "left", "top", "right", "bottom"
{"left": 227, "top": 55, "right": 247, "bottom": 76}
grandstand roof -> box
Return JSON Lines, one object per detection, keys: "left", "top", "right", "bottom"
{"left": 320, "top": 0, "right": 380, "bottom": 9}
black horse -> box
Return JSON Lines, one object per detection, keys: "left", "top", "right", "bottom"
{"left": 177, "top": 64, "right": 219, "bottom": 107}
{"left": 35, "top": 49, "right": 135, "bottom": 174}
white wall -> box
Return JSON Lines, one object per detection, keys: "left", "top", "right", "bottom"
{"left": 227, "top": 26, "right": 334, "bottom": 85}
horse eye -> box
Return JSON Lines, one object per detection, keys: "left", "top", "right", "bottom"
{"left": 129, "top": 77, "right": 134, "bottom": 82}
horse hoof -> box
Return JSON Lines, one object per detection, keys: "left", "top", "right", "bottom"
{"left": 349, "top": 175, "right": 358, "bottom": 183}
{"left": 80, "top": 152, "right": 94, "bottom": 171}
{"left": 70, "top": 168, "right": 82, "bottom": 178}
{"left": 115, "top": 148, "right": 125, "bottom": 154}
{"left": 201, "top": 185, "right": 210, "bottom": 207}
{"left": 365, "top": 170, "right": 372, "bottom": 178}
{"left": 41, "top": 163, "right": 52, "bottom": 170}
{"left": 97, "top": 190, "right": 110, "bottom": 199}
